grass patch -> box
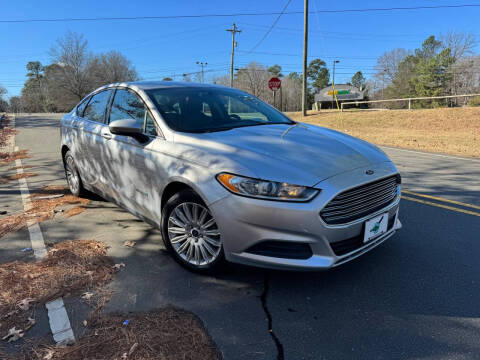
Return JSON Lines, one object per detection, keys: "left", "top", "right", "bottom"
{"left": 288, "top": 107, "right": 480, "bottom": 157}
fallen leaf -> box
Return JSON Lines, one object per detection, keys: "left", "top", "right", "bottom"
{"left": 112, "top": 263, "right": 125, "bottom": 271}
{"left": 128, "top": 342, "right": 139, "bottom": 356}
{"left": 2, "top": 327, "right": 24, "bottom": 342}
{"left": 81, "top": 292, "right": 94, "bottom": 300}
{"left": 43, "top": 349, "right": 54, "bottom": 359}
{"left": 123, "top": 241, "right": 136, "bottom": 248}
{"left": 35, "top": 194, "right": 64, "bottom": 200}
{"left": 17, "top": 297, "right": 35, "bottom": 311}
{"left": 24, "top": 317, "right": 36, "bottom": 331}
{"left": 1, "top": 309, "right": 19, "bottom": 319}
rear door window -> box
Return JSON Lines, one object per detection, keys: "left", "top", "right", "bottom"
{"left": 83, "top": 90, "right": 112, "bottom": 123}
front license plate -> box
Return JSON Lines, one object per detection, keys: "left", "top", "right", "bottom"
{"left": 363, "top": 212, "right": 388, "bottom": 243}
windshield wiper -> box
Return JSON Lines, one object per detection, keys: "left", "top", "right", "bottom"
{"left": 190, "top": 122, "right": 295, "bottom": 134}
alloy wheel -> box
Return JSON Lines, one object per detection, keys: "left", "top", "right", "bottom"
{"left": 65, "top": 156, "right": 80, "bottom": 194}
{"left": 167, "top": 202, "right": 222, "bottom": 266}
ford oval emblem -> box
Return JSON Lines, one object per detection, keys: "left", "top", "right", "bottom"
{"left": 366, "top": 170, "right": 374, "bottom": 175}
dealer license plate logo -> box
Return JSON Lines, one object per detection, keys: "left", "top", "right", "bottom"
{"left": 364, "top": 213, "right": 388, "bottom": 243}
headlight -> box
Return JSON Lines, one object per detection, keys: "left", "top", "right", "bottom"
{"left": 216, "top": 173, "right": 319, "bottom": 202}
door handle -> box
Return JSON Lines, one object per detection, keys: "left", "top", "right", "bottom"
{"left": 101, "top": 132, "right": 112, "bottom": 140}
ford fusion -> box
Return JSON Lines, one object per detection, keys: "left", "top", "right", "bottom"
{"left": 60, "top": 81, "right": 402, "bottom": 272}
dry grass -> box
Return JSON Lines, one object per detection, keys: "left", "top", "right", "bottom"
{"left": 0, "top": 173, "right": 37, "bottom": 185}
{"left": 0, "top": 240, "right": 115, "bottom": 345}
{"left": 15, "top": 308, "right": 221, "bottom": 360}
{"left": 288, "top": 107, "right": 480, "bottom": 157}
{"left": 0, "top": 186, "right": 90, "bottom": 239}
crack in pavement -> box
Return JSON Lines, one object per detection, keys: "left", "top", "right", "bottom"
{"left": 261, "top": 272, "right": 284, "bottom": 360}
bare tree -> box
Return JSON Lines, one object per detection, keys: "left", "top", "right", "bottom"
{"left": 235, "top": 62, "right": 270, "bottom": 98}
{"left": 212, "top": 75, "right": 230, "bottom": 86}
{"left": 0, "top": 85, "right": 6, "bottom": 100}
{"left": 440, "top": 32, "right": 477, "bottom": 60}
{"left": 8, "top": 96, "right": 23, "bottom": 113}
{"left": 49, "top": 31, "right": 93, "bottom": 101}
{"left": 374, "top": 48, "right": 410, "bottom": 84}
{"left": 0, "top": 86, "right": 8, "bottom": 112}
{"left": 89, "top": 50, "right": 138, "bottom": 87}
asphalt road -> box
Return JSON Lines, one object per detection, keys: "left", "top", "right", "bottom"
{"left": 1, "top": 114, "right": 480, "bottom": 360}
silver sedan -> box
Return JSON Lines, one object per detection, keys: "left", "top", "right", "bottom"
{"left": 60, "top": 81, "right": 401, "bottom": 272}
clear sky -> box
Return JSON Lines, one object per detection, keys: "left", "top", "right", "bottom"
{"left": 1, "top": 0, "right": 479, "bottom": 97}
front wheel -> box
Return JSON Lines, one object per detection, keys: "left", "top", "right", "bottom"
{"left": 64, "top": 150, "right": 87, "bottom": 197}
{"left": 161, "top": 190, "right": 225, "bottom": 273}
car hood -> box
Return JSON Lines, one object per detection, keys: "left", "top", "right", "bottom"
{"left": 173, "top": 123, "right": 392, "bottom": 186}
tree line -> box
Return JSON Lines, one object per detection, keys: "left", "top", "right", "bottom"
{"left": 1, "top": 31, "right": 478, "bottom": 113}
{"left": 368, "top": 32, "right": 479, "bottom": 108}
{"left": 213, "top": 59, "right": 365, "bottom": 112}
{"left": 5, "top": 32, "right": 138, "bottom": 113}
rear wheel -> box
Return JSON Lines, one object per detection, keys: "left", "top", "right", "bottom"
{"left": 64, "top": 150, "right": 86, "bottom": 197}
{"left": 161, "top": 190, "right": 225, "bottom": 273}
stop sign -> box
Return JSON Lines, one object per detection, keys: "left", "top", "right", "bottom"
{"left": 268, "top": 77, "right": 281, "bottom": 91}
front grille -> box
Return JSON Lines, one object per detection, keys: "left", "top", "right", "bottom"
{"left": 330, "top": 212, "right": 397, "bottom": 256}
{"left": 320, "top": 175, "right": 400, "bottom": 225}
{"left": 245, "top": 241, "right": 313, "bottom": 260}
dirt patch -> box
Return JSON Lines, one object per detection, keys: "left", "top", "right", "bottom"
{"left": 14, "top": 307, "right": 221, "bottom": 360}
{"left": 0, "top": 150, "right": 31, "bottom": 166}
{"left": 0, "top": 240, "right": 115, "bottom": 346}
{"left": 0, "top": 172, "right": 38, "bottom": 185}
{"left": 0, "top": 186, "right": 90, "bottom": 239}
{"left": 288, "top": 107, "right": 480, "bottom": 158}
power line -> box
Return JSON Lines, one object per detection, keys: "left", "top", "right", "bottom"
{"left": 2, "top": 4, "right": 480, "bottom": 23}
{"left": 246, "top": 0, "right": 292, "bottom": 54}
{"left": 237, "top": 49, "right": 379, "bottom": 59}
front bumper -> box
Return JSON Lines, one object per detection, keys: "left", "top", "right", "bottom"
{"left": 209, "top": 162, "right": 401, "bottom": 271}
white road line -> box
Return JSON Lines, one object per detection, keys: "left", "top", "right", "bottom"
{"left": 12, "top": 117, "right": 75, "bottom": 344}
{"left": 380, "top": 145, "right": 480, "bottom": 162}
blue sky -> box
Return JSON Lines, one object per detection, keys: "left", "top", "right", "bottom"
{"left": 1, "top": 0, "right": 479, "bottom": 97}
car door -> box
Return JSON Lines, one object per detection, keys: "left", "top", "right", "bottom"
{"left": 103, "top": 88, "right": 164, "bottom": 221}
{"left": 66, "top": 95, "right": 91, "bottom": 175}
{"left": 80, "top": 89, "right": 115, "bottom": 195}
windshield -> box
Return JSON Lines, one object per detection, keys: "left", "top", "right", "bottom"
{"left": 146, "top": 87, "right": 294, "bottom": 133}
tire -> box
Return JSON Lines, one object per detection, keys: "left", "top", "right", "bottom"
{"left": 161, "top": 189, "right": 225, "bottom": 273}
{"left": 63, "top": 150, "right": 87, "bottom": 197}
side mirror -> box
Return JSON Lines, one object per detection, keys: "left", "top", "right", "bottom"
{"left": 109, "top": 119, "right": 143, "bottom": 136}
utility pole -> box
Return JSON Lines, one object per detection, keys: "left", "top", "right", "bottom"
{"left": 302, "top": 0, "right": 309, "bottom": 116}
{"left": 227, "top": 23, "right": 241, "bottom": 87}
{"left": 331, "top": 59, "right": 339, "bottom": 109}
{"left": 196, "top": 61, "right": 207, "bottom": 83}
{"left": 382, "top": 69, "right": 386, "bottom": 108}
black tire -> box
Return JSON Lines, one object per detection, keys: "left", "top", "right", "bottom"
{"left": 161, "top": 189, "right": 225, "bottom": 273}
{"left": 63, "top": 150, "right": 87, "bottom": 197}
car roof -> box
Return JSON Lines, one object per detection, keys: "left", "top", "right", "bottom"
{"left": 109, "top": 81, "right": 230, "bottom": 91}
